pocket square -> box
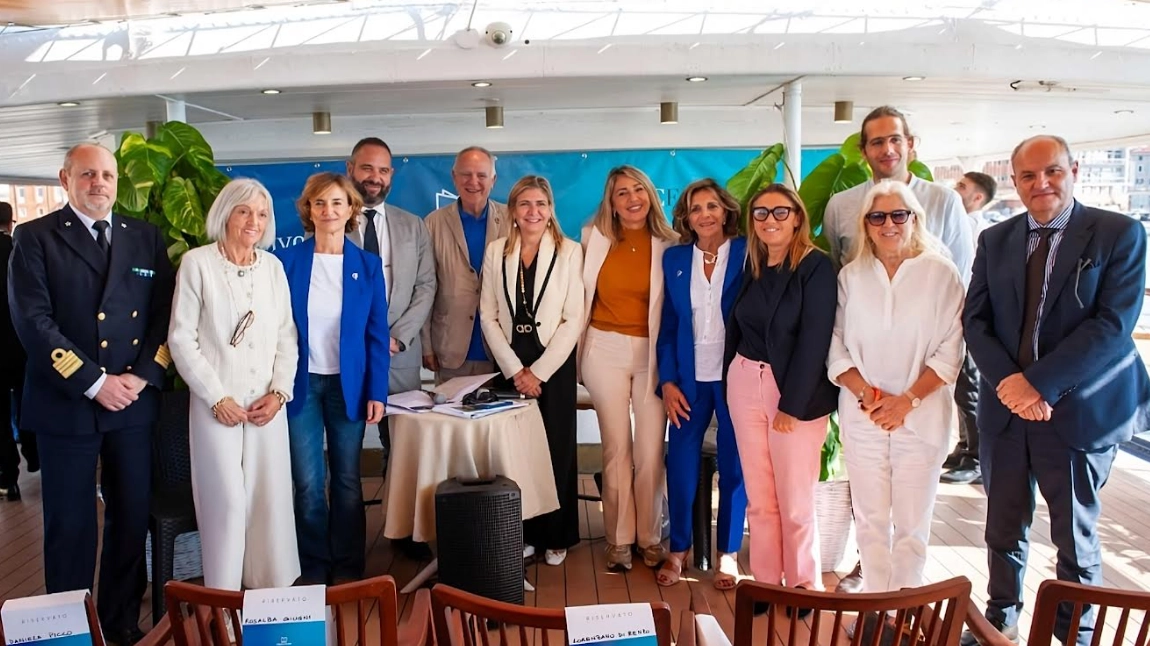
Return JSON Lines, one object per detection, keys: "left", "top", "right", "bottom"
{"left": 131, "top": 267, "right": 155, "bottom": 278}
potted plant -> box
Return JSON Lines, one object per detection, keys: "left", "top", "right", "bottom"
{"left": 114, "top": 121, "right": 231, "bottom": 593}
{"left": 724, "top": 134, "right": 935, "bottom": 571}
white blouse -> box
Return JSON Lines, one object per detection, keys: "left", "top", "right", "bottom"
{"left": 168, "top": 245, "right": 299, "bottom": 408}
{"left": 306, "top": 253, "right": 343, "bottom": 375}
{"left": 826, "top": 251, "right": 965, "bottom": 450}
{"left": 690, "top": 240, "right": 729, "bottom": 383}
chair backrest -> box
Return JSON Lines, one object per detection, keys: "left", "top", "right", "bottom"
{"left": 1027, "top": 580, "right": 1150, "bottom": 646}
{"left": 163, "top": 575, "right": 408, "bottom": 646}
{"left": 152, "top": 389, "right": 192, "bottom": 489}
{"left": 430, "top": 584, "right": 674, "bottom": 646}
{"left": 733, "top": 577, "right": 972, "bottom": 646}
{"left": 0, "top": 592, "right": 107, "bottom": 646}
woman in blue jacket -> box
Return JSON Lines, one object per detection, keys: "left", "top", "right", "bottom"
{"left": 655, "top": 178, "right": 748, "bottom": 588}
{"left": 276, "top": 172, "right": 390, "bottom": 584}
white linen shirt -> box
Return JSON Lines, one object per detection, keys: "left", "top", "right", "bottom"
{"left": 826, "top": 251, "right": 965, "bottom": 451}
{"left": 168, "top": 245, "right": 298, "bottom": 409}
{"left": 690, "top": 240, "right": 730, "bottom": 382}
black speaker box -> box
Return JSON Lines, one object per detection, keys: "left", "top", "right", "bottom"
{"left": 434, "top": 476, "right": 524, "bottom": 605}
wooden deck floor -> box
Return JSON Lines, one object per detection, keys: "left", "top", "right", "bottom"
{"left": 2, "top": 450, "right": 1150, "bottom": 644}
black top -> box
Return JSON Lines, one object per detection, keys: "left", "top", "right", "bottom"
{"left": 733, "top": 263, "right": 785, "bottom": 364}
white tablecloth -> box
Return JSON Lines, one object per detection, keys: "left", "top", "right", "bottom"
{"left": 382, "top": 401, "right": 560, "bottom": 542}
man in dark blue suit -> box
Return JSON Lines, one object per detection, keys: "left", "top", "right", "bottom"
{"left": 962, "top": 135, "right": 1150, "bottom": 646}
{"left": 8, "top": 144, "right": 174, "bottom": 646}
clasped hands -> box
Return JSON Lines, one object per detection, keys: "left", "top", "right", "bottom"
{"left": 513, "top": 367, "right": 543, "bottom": 398}
{"left": 213, "top": 392, "right": 284, "bottom": 427}
{"left": 94, "top": 373, "right": 148, "bottom": 412}
{"left": 857, "top": 387, "right": 914, "bottom": 432}
{"left": 997, "top": 373, "right": 1052, "bottom": 421}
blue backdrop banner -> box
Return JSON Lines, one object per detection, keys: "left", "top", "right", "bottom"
{"left": 222, "top": 148, "right": 835, "bottom": 250}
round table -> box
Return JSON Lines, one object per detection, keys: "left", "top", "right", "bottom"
{"left": 381, "top": 400, "right": 560, "bottom": 543}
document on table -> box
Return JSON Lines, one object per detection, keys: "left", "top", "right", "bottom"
{"left": 386, "top": 390, "right": 436, "bottom": 415}
{"left": 432, "top": 373, "right": 499, "bottom": 403}
{"left": 432, "top": 399, "right": 528, "bottom": 419}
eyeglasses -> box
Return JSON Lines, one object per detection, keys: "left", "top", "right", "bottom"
{"left": 230, "top": 310, "right": 255, "bottom": 347}
{"left": 865, "top": 210, "right": 912, "bottom": 226}
{"left": 751, "top": 206, "right": 794, "bottom": 221}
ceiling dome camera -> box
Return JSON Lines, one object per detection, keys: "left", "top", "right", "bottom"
{"left": 485, "top": 21, "right": 513, "bottom": 47}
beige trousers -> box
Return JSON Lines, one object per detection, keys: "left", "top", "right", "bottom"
{"left": 581, "top": 327, "right": 666, "bottom": 548}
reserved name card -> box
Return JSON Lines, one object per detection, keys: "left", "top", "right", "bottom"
{"left": 565, "top": 603, "right": 657, "bottom": 646}
{"left": 241, "top": 585, "right": 326, "bottom": 646}
{"left": 1, "top": 590, "right": 94, "bottom": 646}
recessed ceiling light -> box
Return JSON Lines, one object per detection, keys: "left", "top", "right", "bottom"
{"left": 260, "top": 89, "right": 281, "bottom": 95}
{"left": 686, "top": 76, "right": 708, "bottom": 83}
{"left": 902, "top": 76, "right": 925, "bottom": 82}
{"left": 1115, "top": 109, "right": 1135, "bottom": 115}
{"left": 471, "top": 81, "right": 492, "bottom": 88}
{"left": 57, "top": 101, "right": 80, "bottom": 107}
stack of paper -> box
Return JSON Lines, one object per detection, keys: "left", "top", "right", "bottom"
{"left": 432, "top": 400, "right": 528, "bottom": 420}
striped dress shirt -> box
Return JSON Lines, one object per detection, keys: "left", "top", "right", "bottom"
{"left": 1024, "top": 200, "right": 1075, "bottom": 362}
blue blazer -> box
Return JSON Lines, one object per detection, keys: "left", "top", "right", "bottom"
{"left": 657, "top": 238, "right": 746, "bottom": 402}
{"left": 276, "top": 238, "right": 390, "bottom": 421}
{"left": 722, "top": 249, "right": 839, "bottom": 421}
{"left": 964, "top": 201, "right": 1150, "bottom": 450}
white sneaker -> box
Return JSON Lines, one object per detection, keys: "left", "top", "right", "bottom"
{"left": 523, "top": 545, "right": 536, "bottom": 559}
{"left": 544, "top": 549, "right": 567, "bottom": 566}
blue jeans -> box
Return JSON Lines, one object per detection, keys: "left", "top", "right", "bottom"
{"left": 287, "top": 373, "right": 366, "bottom": 581}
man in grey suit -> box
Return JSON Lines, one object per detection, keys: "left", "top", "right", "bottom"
{"left": 346, "top": 137, "right": 436, "bottom": 454}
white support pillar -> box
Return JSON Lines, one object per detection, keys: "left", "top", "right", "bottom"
{"left": 165, "top": 99, "right": 186, "bottom": 123}
{"left": 782, "top": 80, "right": 802, "bottom": 187}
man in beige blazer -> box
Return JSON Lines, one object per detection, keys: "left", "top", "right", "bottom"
{"left": 420, "top": 146, "right": 510, "bottom": 382}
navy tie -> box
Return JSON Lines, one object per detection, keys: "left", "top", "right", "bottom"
{"left": 92, "top": 219, "right": 110, "bottom": 258}
{"left": 363, "top": 209, "right": 380, "bottom": 256}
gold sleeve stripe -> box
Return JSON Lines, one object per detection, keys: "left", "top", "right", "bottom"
{"left": 51, "top": 348, "right": 83, "bottom": 379}
{"left": 155, "top": 344, "right": 172, "bottom": 369}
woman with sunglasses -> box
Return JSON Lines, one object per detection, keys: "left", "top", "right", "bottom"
{"left": 276, "top": 172, "right": 390, "bottom": 585}
{"left": 723, "top": 184, "right": 838, "bottom": 608}
{"left": 827, "top": 180, "right": 964, "bottom": 595}
{"left": 168, "top": 178, "right": 302, "bottom": 590}
{"left": 655, "top": 178, "right": 747, "bottom": 589}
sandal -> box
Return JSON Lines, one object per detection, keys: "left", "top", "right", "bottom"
{"left": 713, "top": 552, "right": 739, "bottom": 590}
{"left": 655, "top": 551, "right": 687, "bottom": 586}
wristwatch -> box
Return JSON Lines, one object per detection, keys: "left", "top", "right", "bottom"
{"left": 905, "top": 391, "right": 922, "bottom": 408}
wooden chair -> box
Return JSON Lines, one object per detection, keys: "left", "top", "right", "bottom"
{"left": 965, "top": 580, "right": 1150, "bottom": 646}
{"left": 734, "top": 577, "right": 973, "bottom": 646}
{"left": 430, "top": 583, "right": 675, "bottom": 646}
{"left": 147, "top": 575, "right": 431, "bottom": 646}
{"left": 0, "top": 591, "right": 106, "bottom": 646}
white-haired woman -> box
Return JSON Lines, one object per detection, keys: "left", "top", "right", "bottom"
{"left": 168, "top": 178, "right": 301, "bottom": 590}
{"left": 580, "top": 165, "right": 678, "bottom": 571}
{"left": 826, "top": 180, "right": 964, "bottom": 596}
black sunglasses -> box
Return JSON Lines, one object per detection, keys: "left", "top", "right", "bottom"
{"left": 751, "top": 206, "right": 794, "bottom": 221}
{"left": 865, "top": 210, "right": 912, "bottom": 226}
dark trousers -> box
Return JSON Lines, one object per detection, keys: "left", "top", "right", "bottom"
{"left": 522, "top": 352, "right": 581, "bottom": 551}
{"left": 39, "top": 426, "right": 151, "bottom": 633}
{"left": 0, "top": 385, "right": 38, "bottom": 487}
{"left": 287, "top": 374, "right": 368, "bottom": 581}
{"left": 952, "top": 352, "right": 980, "bottom": 460}
{"left": 981, "top": 417, "right": 1115, "bottom": 646}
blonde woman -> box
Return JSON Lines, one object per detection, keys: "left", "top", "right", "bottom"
{"left": 580, "top": 165, "right": 677, "bottom": 571}
{"left": 827, "top": 180, "right": 965, "bottom": 595}
{"left": 480, "top": 175, "right": 584, "bottom": 566}
{"left": 723, "top": 184, "right": 838, "bottom": 612}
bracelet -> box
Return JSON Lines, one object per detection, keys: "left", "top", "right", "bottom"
{"left": 211, "top": 397, "right": 233, "bottom": 418}
{"left": 272, "top": 391, "right": 287, "bottom": 407}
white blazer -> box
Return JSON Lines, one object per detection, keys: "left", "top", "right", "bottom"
{"left": 480, "top": 234, "right": 585, "bottom": 382}
{"left": 578, "top": 224, "right": 669, "bottom": 403}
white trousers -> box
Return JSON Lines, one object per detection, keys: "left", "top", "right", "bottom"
{"left": 841, "top": 411, "right": 945, "bottom": 593}
{"left": 189, "top": 395, "right": 301, "bottom": 590}
{"left": 581, "top": 328, "right": 667, "bottom": 548}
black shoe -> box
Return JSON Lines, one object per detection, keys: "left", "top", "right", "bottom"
{"left": 941, "top": 458, "right": 981, "bottom": 484}
{"left": 785, "top": 585, "right": 814, "bottom": 619}
{"left": 1, "top": 483, "right": 20, "bottom": 502}
{"left": 753, "top": 601, "right": 771, "bottom": 616}
{"left": 106, "top": 626, "right": 146, "bottom": 646}
{"left": 391, "top": 536, "right": 433, "bottom": 561}
{"left": 960, "top": 619, "right": 1019, "bottom": 646}
{"left": 942, "top": 451, "right": 965, "bottom": 470}
{"left": 835, "top": 561, "right": 863, "bottom": 593}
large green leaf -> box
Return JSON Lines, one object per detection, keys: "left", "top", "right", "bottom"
{"left": 116, "top": 131, "right": 148, "bottom": 164}
{"left": 839, "top": 132, "right": 865, "bottom": 166}
{"left": 167, "top": 238, "right": 191, "bottom": 265}
{"left": 909, "top": 159, "right": 934, "bottom": 181}
{"left": 162, "top": 177, "right": 206, "bottom": 238}
{"left": 197, "top": 169, "right": 232, "bottom": 212}
{"left": 725, "top": 143, "right": 785, "bottom": 211}
{"left": 157, "top": 121, "right": 216, "bottom": 177}
{"left": 116, "top": 157, "right": 157, "bottom": 216}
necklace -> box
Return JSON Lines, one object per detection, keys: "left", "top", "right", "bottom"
{"left": 700, "top": 250, "right": 718, "bottom": 265}
{"left": 519, "top": 261, "right": 536, "bottom": 320}
{"left": 215, "top": 244, "right": 260, "bottom": 343}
